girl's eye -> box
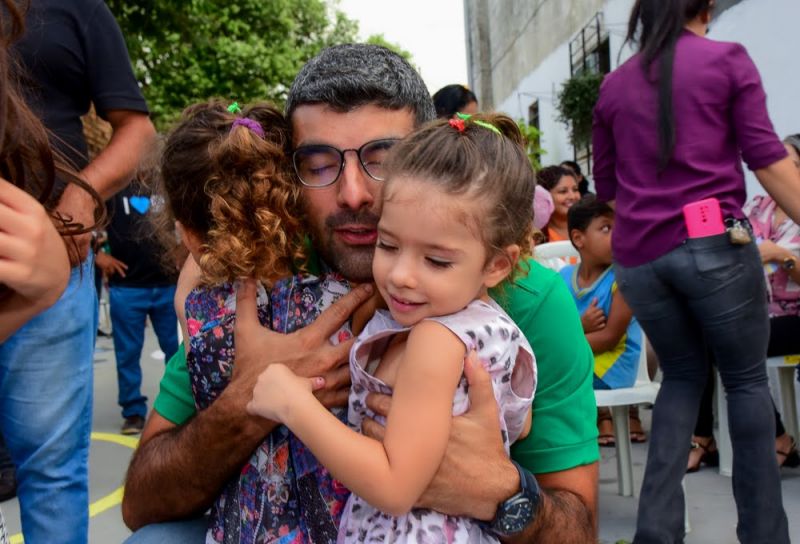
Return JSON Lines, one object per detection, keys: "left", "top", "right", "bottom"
{"left": 376, "top": 240, "right": 397, "bottom": 252}
{"left": 426, "top": 257, "right": 453, "bottom": 269}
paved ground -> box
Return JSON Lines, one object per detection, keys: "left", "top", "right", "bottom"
{"left": 2, "top": 318, "right": 799, "bottom": 543}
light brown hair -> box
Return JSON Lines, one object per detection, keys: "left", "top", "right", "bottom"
{"left": 384, "top": 113, "right": 535, "bottom": 278}
{"left": 159, "top": 100, "right": 305, "bottom": 285}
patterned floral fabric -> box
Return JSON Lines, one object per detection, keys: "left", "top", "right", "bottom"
{"left": 745, "top": 195, "right": 800, "bottom": 317}
{"left": 339, "top": 299, "right": 537, "bottom": 544}
{"left": 186, "top": 273, "right": 353, "bottom": 544}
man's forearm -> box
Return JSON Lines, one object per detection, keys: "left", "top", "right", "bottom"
{"left": 122, "top": 388, "right": 276, "bottom": 530}
{"left": 502, "top": 488, "right": 594, "bottom": 544}
{"left": 82, "top": 112, "right": 155, "bottom": 199}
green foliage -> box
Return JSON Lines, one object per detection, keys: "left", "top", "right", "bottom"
{"left": 555, "top": 71, "right": 604, "bottom": 149}
{"left": 516, "top": 119, "right": 546, "bottom": 171}
{"left": 107, "top": 0, "right": 362, "bottom": 130}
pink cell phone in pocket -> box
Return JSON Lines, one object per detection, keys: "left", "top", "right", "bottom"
{"left": 683, "top": 198, "right": 726, "bottom": 238}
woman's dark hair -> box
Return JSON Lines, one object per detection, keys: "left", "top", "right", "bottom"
{"left": 0, "top": 0, "right": 104, "bottom": 247}
{"left": 625, "top": 0, "right": 713, "bottom": 170}
{"left": 560, "top": 160, "right": 583, "bottom": 178}
{"left": 536, "top": 165, "right": 575, "bottom": 192}
{"left": 385, "top": 114, "right": 534, "bottom": 278}
{"left": 432, "top": 84, "right": 478, "bottom": 119}
{"left": 159, "top": 100, "right": 306, "bottom": 286}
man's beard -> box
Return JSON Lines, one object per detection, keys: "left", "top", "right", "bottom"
{"left": 312, "top": 210, "right": 380, "bottom": 283}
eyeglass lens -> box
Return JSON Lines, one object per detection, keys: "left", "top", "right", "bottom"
{"left": 293, "top": 139, "right": 398, "bottom": 187}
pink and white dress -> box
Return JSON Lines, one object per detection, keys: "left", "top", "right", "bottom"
{"left": 338, "top": 299, "right": 536, "bottom": 544}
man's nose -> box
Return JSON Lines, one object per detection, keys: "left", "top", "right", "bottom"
{"left": 336, "top": 151, "right": 376, "bottom": 211}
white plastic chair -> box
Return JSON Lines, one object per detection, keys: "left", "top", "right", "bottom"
{"left": 717, "top": 354, "right": 800, "bottom": 477}
{"left": 595, "top": 341, "right": 660, "bottom": 496}
{"left": 533, "top": 240, "right": 578, "bottom": 271}
{"left": 536, "top": 240, "right": 662, "bottom": 496}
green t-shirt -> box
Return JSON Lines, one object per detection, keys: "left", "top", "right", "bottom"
{"left": 154, "top": 258, "right": 599, "bottom": 475}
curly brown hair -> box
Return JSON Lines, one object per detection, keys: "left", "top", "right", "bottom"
{"left": 159, "top": 100, "right": 306, "bottom": 286}
{"left": 384, "top": 113, "right": 535, "bottom": 279}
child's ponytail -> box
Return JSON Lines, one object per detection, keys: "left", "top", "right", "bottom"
{"left": 160, "top": 100, "right": 306, "bottom": 286}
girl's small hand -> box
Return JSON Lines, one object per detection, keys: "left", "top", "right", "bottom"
{"left": 246, "top": 363, "right": 325, "bottom": 423}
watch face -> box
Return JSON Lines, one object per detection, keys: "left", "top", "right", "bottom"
{"left": 492, "top": 494, "right": 535, "bottom": 535}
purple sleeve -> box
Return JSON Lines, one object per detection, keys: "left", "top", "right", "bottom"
{"left": 727, "top": 44, "right": 787, "bottom": 171}
{"left": 592, "top": 82, "right": 617, "bottom": 202}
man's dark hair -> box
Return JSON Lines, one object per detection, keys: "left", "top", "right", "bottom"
{"left": 286, "top": 44, "right": 436, "bottom": 127}
{"left": 567, "top": 195, "right": 614, "bottom": 246}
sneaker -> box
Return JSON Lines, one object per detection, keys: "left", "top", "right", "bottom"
{"left": 0, "top": 467, "right": 16, "bottom": 502}
{"left": 121, "top": 415, "right": 146, "bottom": 435}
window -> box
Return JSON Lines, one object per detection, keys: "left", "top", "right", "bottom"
{"left": 568, "top": 12, "right": 611, "bottom": 176}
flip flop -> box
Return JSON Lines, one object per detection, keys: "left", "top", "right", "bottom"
{"left": 597, "top": 416, "right": 616, "bottom": 448}
{"left": 629, "top": 415, "right": 647, "bottom": 443}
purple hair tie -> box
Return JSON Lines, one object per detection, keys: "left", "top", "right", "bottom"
{"left": 231, "top": 117, "right": 265, "bottom": 138}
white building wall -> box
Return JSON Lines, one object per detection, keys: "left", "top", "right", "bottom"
{"left": 493, "top": 0, "right": 798, "bottom": 198}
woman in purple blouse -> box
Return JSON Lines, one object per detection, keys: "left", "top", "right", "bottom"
{"left": 592, "top": 1, "right": 800, "bottom": 542}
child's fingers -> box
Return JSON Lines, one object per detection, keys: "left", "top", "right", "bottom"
{"left": 365, "top": 392, "right": 392, "bottom": 418}
{"left": 309, "top": 376, "right": 326, "bottom": 391}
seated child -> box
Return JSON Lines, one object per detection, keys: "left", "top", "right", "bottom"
{"left": 560, "top": 196, "right": 644, "bottom": 446}
{"left": 157, "top": 100, "right": 352, "bottom": 542}
{"left": 247, "top": 113, "right": 537, "bottom": 543}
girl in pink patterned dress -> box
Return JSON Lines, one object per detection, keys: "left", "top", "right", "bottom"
{"left": 248, "top": 114, "right": 538, "bottom": 543}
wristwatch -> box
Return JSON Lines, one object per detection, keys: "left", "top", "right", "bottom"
{"left": 486, "top": 460, "right": 541, "bottom": 537}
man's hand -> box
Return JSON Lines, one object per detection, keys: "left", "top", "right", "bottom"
{"left": 362, "top": 351, "right": 518, "bottom": 520}
{"left": 95, "top": 251, "right": 128, "bottom": 279}
{"left": 228, "top": 279, "right": 374, "bottom": 417}
{"left": 55, "top": 182, "right": 98, "bottom": 265}
{"left": 580, "top": 298, "right": 606, "bottom": 333}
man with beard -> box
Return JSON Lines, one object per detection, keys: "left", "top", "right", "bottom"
{"left": 123, "top": 44, "right": 599, "bottom": 543}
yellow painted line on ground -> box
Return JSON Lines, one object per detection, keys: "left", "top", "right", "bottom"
{"left": 8, "top": 432, "right": 139, "bottom": 543}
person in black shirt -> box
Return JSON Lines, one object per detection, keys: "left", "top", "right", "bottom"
{"left": 97, "top": 180, "right": 179, "bottom": 436}
{"left": 3, "top": 1, "right": 155, "bottom": 542}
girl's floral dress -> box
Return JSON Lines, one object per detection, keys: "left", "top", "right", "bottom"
{"left": 186, "top": 273, "right": 353, "bottom": 544}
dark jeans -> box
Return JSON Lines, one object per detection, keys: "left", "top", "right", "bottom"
{"left": 616, "top": 234, "right": 789, "bottom": 544}
{"left": 109, "top": 285, "right": 179, "bottom": 419}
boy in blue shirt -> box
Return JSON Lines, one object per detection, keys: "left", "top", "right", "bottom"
{"left": 560, "top": 196, "right": 643, "bottom": 446}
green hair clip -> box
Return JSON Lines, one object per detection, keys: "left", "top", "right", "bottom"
{"left": 227, "top": 102, "right": 242, "bottom": 114}
{"left": 456, "top": 112, "right": 501, "bottom": 135}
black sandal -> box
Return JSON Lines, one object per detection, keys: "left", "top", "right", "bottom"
{"left": 686, "top": 438, "right": 719, "bottom": 473}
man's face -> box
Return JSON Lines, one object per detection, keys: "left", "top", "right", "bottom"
{"left": 291, "top": 104, "right": 416, "bottom": 282}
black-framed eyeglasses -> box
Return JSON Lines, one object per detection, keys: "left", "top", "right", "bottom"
{"left": 292, "top": 138, "right": 400, "bottom": 188}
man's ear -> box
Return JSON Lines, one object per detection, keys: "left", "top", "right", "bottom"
{"left": 176, "top": 221, "right": 204, "bottom": 261}
{"left": 484, "top": 244, "right": 520, "bottom": 288}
